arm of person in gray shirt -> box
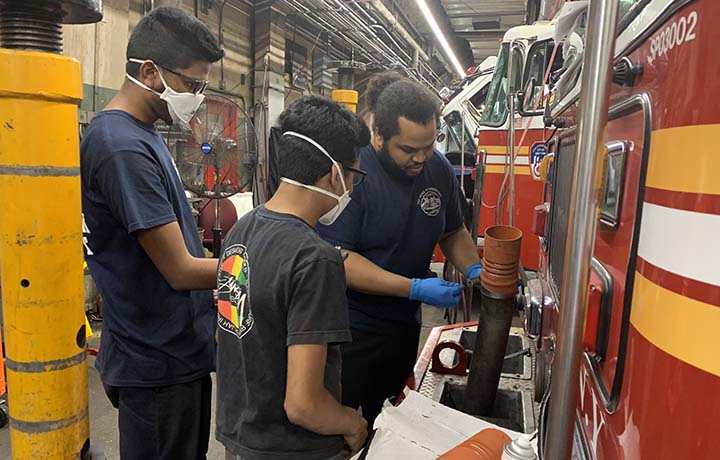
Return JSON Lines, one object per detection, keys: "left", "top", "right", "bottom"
{"left": 285, "top": 344, "right": 368, "bottom": 455}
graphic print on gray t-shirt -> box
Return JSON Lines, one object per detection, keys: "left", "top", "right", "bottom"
{"left": 215, "top": 206, "right": 352, "bottom": 460}
{"left": 217, "top": 244, "right": 254, "bottom": 339}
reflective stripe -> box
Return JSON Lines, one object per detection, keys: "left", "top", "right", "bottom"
{"left": 646, "top": 125, "right": 720, "bottom": 195}
{"left": 637, "top": 202, "right": 720, "bottom": 287}
{"left": 631, "top": 272, "right": 720, "bottom": 377}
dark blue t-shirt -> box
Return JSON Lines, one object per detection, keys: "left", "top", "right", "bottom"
{"left": 81, "top": 110, "right": 215, "bottom": 387}
{"left": 318, "top": 145, "right": 464, "bottom": 337}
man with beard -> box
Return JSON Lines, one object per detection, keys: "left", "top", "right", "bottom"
{"left": 318, "top": 80, "right": 483, "bottom": 430}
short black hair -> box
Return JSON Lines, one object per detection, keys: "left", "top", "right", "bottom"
{"left": 278, "top": 96, "right": 370, "bottom": 185}
{"left": 126, "top": 7, "right": 223, "bottom": 76}
{"left": 373, "top": 80, "right": 441, "bottom": 141}
{"left": 365, "top": 71, "right": 407, "bottom": 114}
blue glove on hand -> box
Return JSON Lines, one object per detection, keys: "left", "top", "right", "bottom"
{"left": 466, "top": 263, "right": 483, "bottom": 281}
{"left": 409, "top": 278, "right": 463, "bottom": 308}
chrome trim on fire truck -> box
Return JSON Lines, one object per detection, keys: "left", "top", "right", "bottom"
{"left": 591, "top": 93, "right": 653, "bottom": 414}
{"left": 600, "top": 141, "right": 629, "bottom": 228}
{"left": 590, "top": 257, "right": 614, "bottom": 362}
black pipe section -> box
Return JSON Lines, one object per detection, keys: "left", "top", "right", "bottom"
{"left": 218, "top": 0, "right": 229, "bottom": 90}
{"left": 463, "top": 288, "right": 516, "bottom": 416}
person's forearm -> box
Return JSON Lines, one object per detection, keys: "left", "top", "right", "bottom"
{"left": 285, "top": 389, "right": 359, "bottom": 436}
{"left": 174, "top": 257, "right": 218, "bottom": 291}
{"left": 344, "top": 251, "right": 412, "bottom": 298}
{"left": 439, "top": 227, "right": 481, "bottom": 276}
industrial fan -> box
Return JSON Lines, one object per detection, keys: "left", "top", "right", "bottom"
{"left": 167, "top": 94, "right": 258, "bottom": 256}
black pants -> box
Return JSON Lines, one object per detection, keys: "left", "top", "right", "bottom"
{"left": 104, "top": 375, "right": 212, "bottom": 460}
{"left": 340, "top": 330, "right": 419, "bottom": 430}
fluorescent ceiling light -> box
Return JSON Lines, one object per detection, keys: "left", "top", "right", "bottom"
{"left": 416, "top": 0, "right": 465, "bottom": 77}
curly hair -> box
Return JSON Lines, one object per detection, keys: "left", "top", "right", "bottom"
{"left": 373, "top": 80, "right": 441, "bottom": 141}
{"left": 365, "top": 71, "right": 407, "bottom": 114}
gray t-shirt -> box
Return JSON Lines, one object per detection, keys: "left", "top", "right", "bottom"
{"left": 215, "top": 206, "right": 352, "bottom": 460}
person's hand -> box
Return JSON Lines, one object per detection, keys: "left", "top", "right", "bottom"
{"left": 409, "top": 278, "right": 463, "bottom": 308}
{"left": 343, "top": 409, "right": 368, "bottom": 456}
{"left": 466, "top": 263, "right": 482, "bottom": 282}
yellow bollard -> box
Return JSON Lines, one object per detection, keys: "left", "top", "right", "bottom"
{"left": 332, "top": 89, "right": 359, "bottom": 113}
{"left": 0, "top": 48, "right": 90, "bottom": 459}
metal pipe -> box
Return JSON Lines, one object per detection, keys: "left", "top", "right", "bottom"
{"left": 542, "top": 0, "right": 620, "bottom": 458}
{"left": 287, "top": 0, "right": 387, "bottom": 65}
{"left": 471, "top": 150, "right": 486, "bottom": 243}
{"left": 505, "top": 41, "right": 520, "bottom": 227}
{"left": 460, "top": 110, "right": 466, "bottom": 195}
{"left": 218, "top": 0, "right": 229, "bottom": 90}
{"left": 463, "top": 289, "right": 516, "bottom": 416}
{"left": 368, "top": 0, "right": 430, "bottom": 61}
{"left": 332, "top": 0, "right": 405, "bottom": 64}
{"left": 281, "top": 0, "right": 444, "bottom": 92}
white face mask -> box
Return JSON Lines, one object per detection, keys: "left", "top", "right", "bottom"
{"left": 126, "top": 58, "right": 205, "bottom": 131}
{"left": 279, "top": 131, "right": 351, "bottom": 226}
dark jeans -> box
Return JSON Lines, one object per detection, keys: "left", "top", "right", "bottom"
{"left": 104, "top": 375, "right": 212, "bottom": 460}
{"left": 340, "top": 330, "right": 419, "bottom": 430}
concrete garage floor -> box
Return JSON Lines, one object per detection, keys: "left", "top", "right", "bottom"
{"left": 0, "top": 304, "right": 453, "bottom": 460}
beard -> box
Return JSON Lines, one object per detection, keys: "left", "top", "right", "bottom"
{"left": 376, "top": 145, "right": 415, "bottom": 183}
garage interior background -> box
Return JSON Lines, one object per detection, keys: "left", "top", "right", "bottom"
{"left": 64, "top": 0, "right": 537, "bottom": 149}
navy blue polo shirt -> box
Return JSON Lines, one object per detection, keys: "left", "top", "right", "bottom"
{"left": 318, "top": 145, "right": 464, "bottom": 337}
{"left": 81, "top": 110, "right": 215, "bottom": 387}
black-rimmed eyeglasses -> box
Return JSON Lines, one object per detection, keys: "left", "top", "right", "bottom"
{"left": 344, "top": 165, "right": 367, "bottom": 186}
{"left": 158, "top": 65, "right": 210, "bottom": 95}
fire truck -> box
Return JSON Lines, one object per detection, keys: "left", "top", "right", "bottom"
{"left": 474, "top": 19, "right": 563, "bottom": 271}
{"left": 531, "top": 0, "right": 720, "bottom": 457}
{"left": 412, "top": 0, "right": 720, "bottom": 459}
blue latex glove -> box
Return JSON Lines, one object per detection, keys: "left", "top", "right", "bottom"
{"left": 466, "top": 263, "right": 483, "bottom": 281}
{"left": 409, "top": 278, "right": 463, "bottom": 308}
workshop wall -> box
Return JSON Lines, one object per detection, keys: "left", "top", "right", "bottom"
{"left": 62, "top": 0, "right": 253, "bottom": 115}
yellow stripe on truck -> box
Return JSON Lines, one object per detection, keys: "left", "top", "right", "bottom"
{"left": 647, "top": 125, "right": 720, "bottom": 195}
{"left": 631, "top": 272, "right": 720, "bottom": 378}
{"left": 485, "top": 165, "right": 532, "bottom": 175}
{"left": 483, "top": 145, "right": 529, "bottom": 155}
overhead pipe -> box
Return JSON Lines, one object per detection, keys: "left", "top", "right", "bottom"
{"left": 368, "top": 0, "right": 430, "bottom": 62}
{"left": 542, "top": 0, "right": 620, "bottom": 458}
{"left": 285, "top": 0, "right": 390, "bottom": 64}
{"left": 281, "top": 0, "right": 444, "bottom": 92}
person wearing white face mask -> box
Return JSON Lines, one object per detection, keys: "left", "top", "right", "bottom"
{"left": 215, "top": 96, "right": 370, "bottom": 460}
{"left": 79, "top": 7, "right": 223, "bottom": 460}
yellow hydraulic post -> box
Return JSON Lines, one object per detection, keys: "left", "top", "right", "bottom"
{"left": 332, "top": 89, "right": 359, "bottom": 113}
{"left": 0, "top": 1, "right": 102, "bottom": 458}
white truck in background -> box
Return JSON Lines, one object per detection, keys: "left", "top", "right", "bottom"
{"left": 436, "top": 56, "right": 497, "bottom": 154}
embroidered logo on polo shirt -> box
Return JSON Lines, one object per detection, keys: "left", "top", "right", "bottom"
{"left": 418, "top": 187, "right": 442, "bottom": 217}
{"left": 217, "top": 244, "right": 254, "bottom": 339}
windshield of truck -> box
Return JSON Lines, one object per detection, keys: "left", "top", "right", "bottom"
{"left": 480, "top": 44, "right": 523, "bottom": 126}
{"left": 480, "top": 44, "right": 509, "bottom": 126}
{"left": 444, "top": 110, "right": 476, "bottom": 154}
